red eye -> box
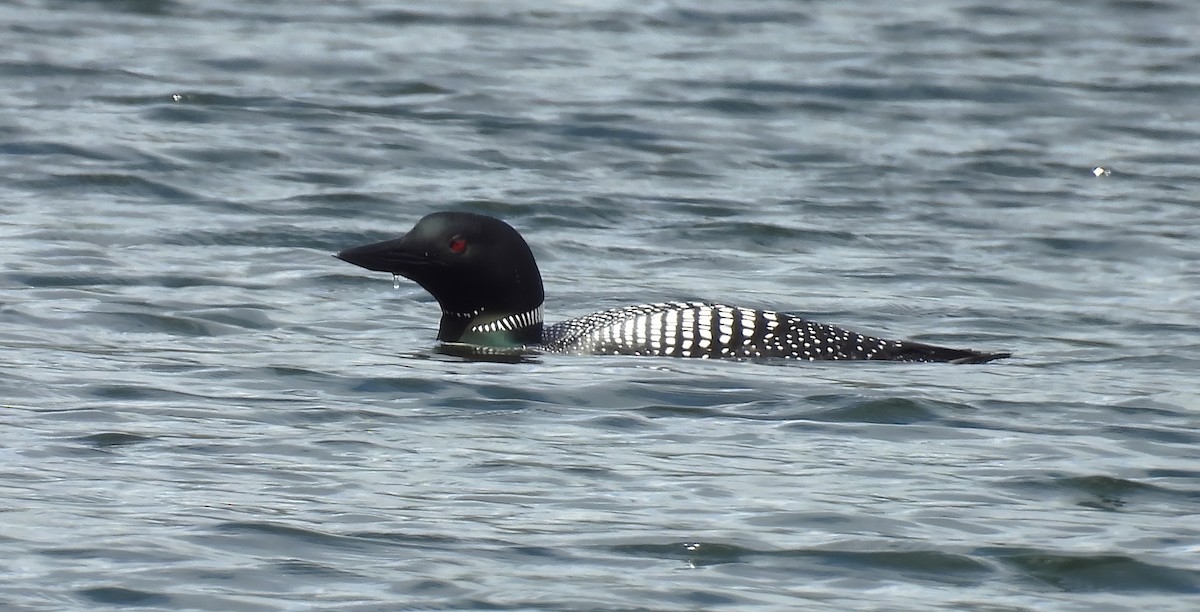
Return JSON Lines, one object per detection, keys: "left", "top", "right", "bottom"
{"left": 448, "top": 235, "right": 467, "bottom": 254}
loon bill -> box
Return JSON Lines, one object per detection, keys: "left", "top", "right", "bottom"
{"left": 335, "top": 212, "right": 1011, "bottom": 364}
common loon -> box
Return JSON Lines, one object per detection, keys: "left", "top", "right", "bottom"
{"left": 335, "top": 212, "right": 1010, "bottom": 364}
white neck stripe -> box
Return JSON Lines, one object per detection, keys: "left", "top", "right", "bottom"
{"left": 469, "top": 303, "right": 544, "bottom": 333}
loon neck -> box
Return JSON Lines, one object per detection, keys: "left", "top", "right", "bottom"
{"left": 438, "top": 304, "right": 545, "bottom": 347}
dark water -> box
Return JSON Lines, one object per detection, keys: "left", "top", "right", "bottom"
{"left": 3, "top": 0, "right": 1199, "bottom": 609}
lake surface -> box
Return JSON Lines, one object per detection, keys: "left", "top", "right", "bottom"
{"left": 3, "top": 0, "right": 1199, "bottom": 609}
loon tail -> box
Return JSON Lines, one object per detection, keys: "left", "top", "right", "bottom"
{"left": 948, "top": 351, "right": 1012, "bottom": 365}
{"left": 887, "top": 341, "right": 1012, "bottom": 364}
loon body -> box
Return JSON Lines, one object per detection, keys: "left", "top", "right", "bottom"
{"left": 335, "top": 212, "right": 1010, "bottom": 364}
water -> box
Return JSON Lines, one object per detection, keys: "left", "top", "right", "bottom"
{"left": 3, "top": 0, "right": 1199, "bottom": 609}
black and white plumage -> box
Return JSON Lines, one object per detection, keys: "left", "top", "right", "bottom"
{"left": 335, "top": 212, "right": 1010, "bottom": 364}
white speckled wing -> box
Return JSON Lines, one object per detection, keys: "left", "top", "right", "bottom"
{"left": 540, "top": 302, "right": 899, "bottom": 360}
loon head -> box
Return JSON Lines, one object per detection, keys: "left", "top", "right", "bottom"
{"left": 335, "top": 212, "right": 545, "bottom": 346}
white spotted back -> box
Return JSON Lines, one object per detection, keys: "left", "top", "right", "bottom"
{"left": 540, "top": 301, "right": 899, "bottom": 360}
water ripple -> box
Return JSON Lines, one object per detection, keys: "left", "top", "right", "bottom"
{"left": 3, "top": 0, "right": 1199, "bottom": 609}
